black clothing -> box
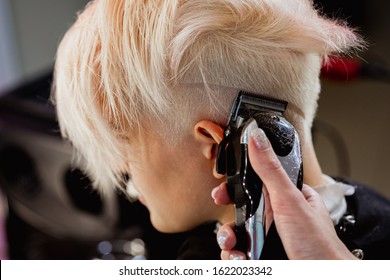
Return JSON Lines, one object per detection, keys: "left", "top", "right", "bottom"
{"left": 176, "top": 222, "right": 221, "bottom": 260}
{"left": 174, "top": 178, "right": 390, "bottom": 260}
{"left": 335, "top": 178, "right": 390, "bottom": 260}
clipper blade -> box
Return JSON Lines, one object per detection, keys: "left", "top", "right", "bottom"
{"left": 229, "top": 91, "right": 288, "bottom": 124}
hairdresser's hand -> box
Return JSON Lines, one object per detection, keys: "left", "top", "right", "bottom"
{"left": 212, "top": 127, "right": 356, "bottom": 260}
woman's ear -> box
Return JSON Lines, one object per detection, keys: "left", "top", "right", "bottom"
{"left": 194, "top": 120, "right": 225, "bottom": 179}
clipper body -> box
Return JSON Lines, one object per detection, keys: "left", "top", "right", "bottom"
{"left": 216, "top": 92, "right": 303, "bottom": 260}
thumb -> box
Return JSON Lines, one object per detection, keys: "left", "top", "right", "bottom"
{"left": 248, "top": 127, "right": 302, "bottom": 203}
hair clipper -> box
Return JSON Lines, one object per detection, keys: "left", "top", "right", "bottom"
{"left": 216, "top": 91, "right": 303, "bottom": 259}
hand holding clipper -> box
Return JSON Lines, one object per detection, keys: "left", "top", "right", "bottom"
{"left": 216, "top": 92, "right": 303, "bottom": 260}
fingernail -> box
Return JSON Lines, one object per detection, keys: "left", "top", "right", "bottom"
{"left": 229, "top": 253, "right": 246, "bottom": 260}
{"left": 250, "top": 128, "right": 269, "bottom": 150}
{"left": 217, "top": 231, "right": 229, "bottom": 248}
{"left": 211, "top": 186, "right": 219, "bottom": 200}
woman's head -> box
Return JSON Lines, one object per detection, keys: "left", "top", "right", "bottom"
{"left": 53, "top": 0, "right": 362, "bottom": 232}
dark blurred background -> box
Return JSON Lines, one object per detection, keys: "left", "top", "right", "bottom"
{"left": 0, "top": 0, "right": 389, "bottom": 260}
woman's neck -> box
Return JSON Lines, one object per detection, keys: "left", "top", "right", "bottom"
{"left": 301, "top": 139, "right": 325, "bottom": 187}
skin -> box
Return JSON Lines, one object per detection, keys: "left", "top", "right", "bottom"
{"left": 125, "top": 118, "right": 356, "bottom": 259}
{"left": 212, "top": 127, "right": 357, "bottom": 260}
{"left": 124, "top": 120, "right": 234, "bottom": 233}
{"left": 124, "top": 111, "right": 326, "bottom": 233}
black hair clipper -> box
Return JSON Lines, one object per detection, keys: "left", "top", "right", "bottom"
{"left": 216, "top": 91, "right": 303, "bottom": 260}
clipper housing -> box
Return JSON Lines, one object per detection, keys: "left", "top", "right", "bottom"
{"left": 216, "top": 91, "right": 303, "bottom": 260}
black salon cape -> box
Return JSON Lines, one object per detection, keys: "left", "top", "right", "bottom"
{"left": 175, "top": 222, "right": 221, "bottom": 260}
{"left": 334, "top": 178, "right": 390, "bottom": 260}
{"left": 175, "top": 178, "right": 390, "bottom": 260}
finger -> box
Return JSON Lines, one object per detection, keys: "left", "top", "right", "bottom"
{"left": 301, "top": 184, "right": 318, "bottom": 200}
{"left": 262, "top": 186, "right": 274, "bottom": 233}
{"left": 301, "top": 184, "right": 329, "bottom": 211}
{"left": 248, "top": 128, "right": 302, "bottom": 201}
{"left": 211, "top": 182, "right": 233, "bottom": 205}
{"left": 217, "top": 222, "right": 236, "bottom": 250}
{"left": 221, "top": 250, "right": 247, "bottom": 260}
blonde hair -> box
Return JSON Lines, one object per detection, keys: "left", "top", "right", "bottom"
{"left": 53, "top": 0, "right": 363, "bottom": 192}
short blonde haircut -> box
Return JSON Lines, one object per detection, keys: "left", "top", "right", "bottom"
{"left": 53, "top": 0, "right": 363, "bottom": 192}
